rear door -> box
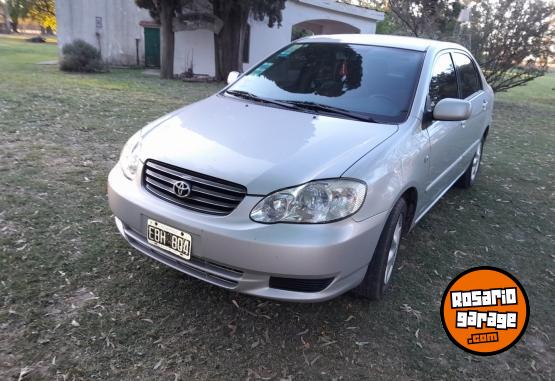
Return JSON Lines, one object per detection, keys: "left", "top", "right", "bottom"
{"left": 424, "top": 52, "right": 467, "bottom": 202}
{"left": 452, "top": 52, "right": 488, "bottom": 158}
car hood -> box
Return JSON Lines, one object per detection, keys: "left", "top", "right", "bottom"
{"left": 140, "top": 95, "right": 398, "bottom": 195}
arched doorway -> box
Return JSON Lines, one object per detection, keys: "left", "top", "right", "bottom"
{"left": 291, "top": 19, "right": 361, "bottom": 41}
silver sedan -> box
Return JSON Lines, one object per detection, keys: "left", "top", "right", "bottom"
{"left": 108, "top": 34, "right": 494, "bottom": 302}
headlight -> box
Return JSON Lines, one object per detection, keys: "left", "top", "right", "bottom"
{"left": 120, "top": 131, "right": 142, "bottom": 180}
{"left": 250, "top": 179, "right": 366, "bottom": 224}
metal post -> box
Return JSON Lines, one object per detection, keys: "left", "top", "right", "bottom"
{"left": 136, "top": 38, "right": 140, "bottom": 67}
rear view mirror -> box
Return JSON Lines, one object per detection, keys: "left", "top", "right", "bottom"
{"left": 433, "top": 98, "right": 472, "bottom": 121}
{"left": 227, "top": 71, "right": 240, "bottom": 85}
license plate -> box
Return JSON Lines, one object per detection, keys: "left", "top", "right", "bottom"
{"left": 146, "top": 219, "right": 192, "bottom": 260}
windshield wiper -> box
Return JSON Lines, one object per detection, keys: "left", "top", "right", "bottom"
{"left": 225, "top": 90, "right": 303, "bottom": 111}
{"left": 226, "top": 91, "right": 380, "bottom": 122}
{"left": 283, "top": 101, "right": 379, "bottom": 123}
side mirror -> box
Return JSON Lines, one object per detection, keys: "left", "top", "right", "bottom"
{"left": 227, "top": 71, "right": 240, "bottom": 85}
{"left": 433, "top": 98, "right": 472, "bottom": 121}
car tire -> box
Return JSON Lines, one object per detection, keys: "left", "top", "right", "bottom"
{"left": 351, "top": 198, "right": 407, "bottom": 300}
{"left": 457, "top": 138, "right": 484, "bottom": 189}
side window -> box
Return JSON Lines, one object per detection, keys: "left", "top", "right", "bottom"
{"left": 429, "top": 53, "right": 458, "bottom": 107}
{"left": 453, "top": 53, "right": 482, "bottom": 99}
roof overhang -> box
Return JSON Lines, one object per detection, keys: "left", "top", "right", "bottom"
{"left": 296, "top": 0, "right": 384, "bottom": 21}
{"left": 139, "top": 20, "right": 160, "bottom": 28}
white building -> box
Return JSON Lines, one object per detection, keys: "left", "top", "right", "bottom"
{"left": 56, "top": 0, "right": 384, "bottom": 77}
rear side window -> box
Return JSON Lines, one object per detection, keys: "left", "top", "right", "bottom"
{"left": 453, "top": 53, "right": 482, "bottom": 99}
{"left": 429, "top": 53, "right": 458, "bottom": 107}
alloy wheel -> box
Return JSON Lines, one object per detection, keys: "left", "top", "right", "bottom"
{"left": 384, "top": 216, "right": 403, "bottom": 285}
{"left": 470, "top": 142, "right": 482, "bottom": 182}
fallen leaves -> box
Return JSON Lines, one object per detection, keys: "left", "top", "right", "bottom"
{"left": 153, "top": 359, "right": 163, "bottom": 370}
{"left": 400, "top": 304, "right": 422, "bottom": 321}
{"left": 17, "top": 366, "right": 32, "bottom": 381}
{"left": 231, "top": 299, "right": 272, "bottom": 320}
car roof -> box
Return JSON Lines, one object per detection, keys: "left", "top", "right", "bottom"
{"left": 296, "top": 34, "right": 464, "bottom": 53}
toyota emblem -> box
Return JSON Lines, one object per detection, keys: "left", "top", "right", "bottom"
{"left": 173, "top": 181, "right": 191, "bottom": 198}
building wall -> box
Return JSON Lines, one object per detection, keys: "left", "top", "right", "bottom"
{"left": 56, "top": 0, "right": 382, "bottom": 74}
{"left": 56, "top": 0, "right": 150, "bottom": 66}
{"left": 174, "top": 29, "right": 216, "bottom": 76}
{"left": 244, "top": 0, "right": 380, "bottom": 71}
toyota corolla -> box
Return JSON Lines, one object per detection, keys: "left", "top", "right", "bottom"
{"left": 108, "top": 34, "right": 494, "bottom": 301}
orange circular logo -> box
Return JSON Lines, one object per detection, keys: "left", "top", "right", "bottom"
{"left": 441, "top": 267, "right": 529, "bottom": 356}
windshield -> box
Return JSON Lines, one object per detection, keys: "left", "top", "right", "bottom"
{"left": 226, "top": 43, "right": 425, "bottom": 123}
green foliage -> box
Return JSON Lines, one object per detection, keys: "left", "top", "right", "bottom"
{"left": 135, "top": 0, "right": 182, "bottom": 21}
{"left": 247, "top": 0, "right": 287, "bottom": 27}
{"left": 375, "top": 12, "right": 398, "bottom": 35}
{"left": 60, "top": 39, "right": 105, "bottom": 73}
{"left": 461, "top": 0, "right": 554, "bottom": 92}
{"left": 135, "top": 0, "right": 287, "bottom": 28}
{"left": 387, "top": 0, "right": 462, "bottom": 38}
{"left": 6, "top": 0, "right": 55, "bottom": 32}
{"left": 28, "top": 0, "right": 56, "bottom": 31}
{"left": 341, "top": 0, "right": 462, "bottom": 38}
{"left": 6, "top": 0, "right": 30, "bottom": 32}
{"left": 346, "top": 0, "right": 553, "bottom": 93}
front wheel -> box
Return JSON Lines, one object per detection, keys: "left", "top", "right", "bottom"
{"left": 351, "top": 198, "right": 407, "bottom": 300}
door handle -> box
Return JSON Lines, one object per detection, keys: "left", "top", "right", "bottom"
{"left": 482, "top": 100, "right": 488, "bottom": 111}
{"left": 461, "top": 121, "right": 466, "bottom": 128}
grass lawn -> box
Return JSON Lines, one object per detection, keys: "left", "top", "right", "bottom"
{"left": 1, "top": 37, "right": 554, "bottom": 380}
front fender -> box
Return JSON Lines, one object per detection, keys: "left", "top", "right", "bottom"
{"left": 345, "top": 120, "right": 429, "bottom": 223}
{"left": 344, "top": 133, "right": 404, "bottom": 222}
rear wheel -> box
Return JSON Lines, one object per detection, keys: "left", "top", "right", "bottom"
{"left": 352, "top": 198, "right": 407, "bottom": 300}
{"left": 457, "top": 139, "right": 484, "bottom": 189}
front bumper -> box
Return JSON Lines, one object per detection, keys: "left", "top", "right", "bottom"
{"left": 107, "top": 165, "right": 388, "bottom": 302}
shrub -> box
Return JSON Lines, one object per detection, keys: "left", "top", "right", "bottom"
{"left": 60, "top": 39, "right": 105, "bottom": 73}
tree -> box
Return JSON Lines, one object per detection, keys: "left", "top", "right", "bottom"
{"left": 348, "top": 0, "right": 554, "bottom": 92}
{"left": 462, "top": 0, "right": 554, "bottom": 92}
{"left": 2, "top": 1, "right": 10, "bottom": 33}
{"left": 28, "top": 0, "right": 55, "bottom": 32}
{"left": 135, "top": 0, "right": 286, "bottom": 80}
{"left": 338, "top": 1, "right": 394, "bottom": 34}
{"left": 386, "top": 0, "right": 463, "bottom": 38}
{"left": 211, "top": 0, "right": 286, "bottom": 81}
{"left": 6, "top": 0, "right": 29, "bottom": 33}
{"left": 136, "top": 0, "right": 182, "bottom": 79}
{"left": 340, "top": 0, "right": 462, "bottom": 38}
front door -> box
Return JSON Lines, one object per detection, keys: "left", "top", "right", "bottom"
{"left": 144, "top": 27, "right": 160, "bottom": 68}
{"left": 424, "top": 52, "right": 467, "bottom": 203}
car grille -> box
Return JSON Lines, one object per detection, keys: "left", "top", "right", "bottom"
{"left": 143, "top": 160, "right": 247, "bottom": 216}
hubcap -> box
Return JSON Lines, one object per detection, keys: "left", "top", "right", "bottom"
{"left": 470, "top": 142, "right": 482, "bottom": 182}
{"left": 384, "top": 216, "right": 403, "bottom": 285}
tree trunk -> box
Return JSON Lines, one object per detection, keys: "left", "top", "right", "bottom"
{"left": 213, "top": 3, "right": 249, "bottom": 81}
{"left": 2, "top": 2, "right": 10, "bottom": 33}
{"left": 159, "top": 2, "right": 175, "bottom": 79}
